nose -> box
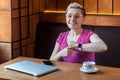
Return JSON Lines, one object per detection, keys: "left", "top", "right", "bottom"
{"left": 71, "top": 16, "right": 76, "bottom": 21}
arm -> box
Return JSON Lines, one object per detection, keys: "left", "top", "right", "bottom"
{"left": 50, "top": 43, "right": 68, "bottom": 61}
{"left": 67, "top": 34, "right": 108, "bottom": 53}
{"left": 82, "top": 33, "right": 108, "bottom": 52}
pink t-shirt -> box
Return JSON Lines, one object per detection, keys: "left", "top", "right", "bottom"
{"left": 56, "top": 29, "right": 95, "bottom": 63}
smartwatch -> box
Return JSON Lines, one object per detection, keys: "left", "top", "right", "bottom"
{"left": 78, "top": 43, "right": 82, "bottom": 51}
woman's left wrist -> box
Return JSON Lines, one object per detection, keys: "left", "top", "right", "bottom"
{"left": 77, "top": 43, "right": 82, "bottom": 51}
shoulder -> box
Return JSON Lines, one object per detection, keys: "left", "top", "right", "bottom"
{"left": 58, "top": 31, "right": 69, "bottom": 38}
{"left": 83, "top": 29, "right": 94, "bottom": 33}
{"left": 82, "top": 29, "right": 95, "bottom": 36}
{"left": 56, "top": 31, "right": 69, "bottom": 44}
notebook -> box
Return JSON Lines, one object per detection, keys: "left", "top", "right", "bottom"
{"left": 4, "top": 60, "right": 58, "bottom": 76}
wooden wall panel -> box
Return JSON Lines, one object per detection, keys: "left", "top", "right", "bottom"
{"left": 27, "top": 44, "right": 34, "bottom": 57}
{"left": 0, "top": 11, "right": 11, "bottom": 42}
{"left": 0, "top": 0, "right": 10, "bottom": 9}
{"left": 41, "top": 13, "right": 66, "bottom": 23}
{"left": 42, "top": 0, "right": 120, "bottom": 15}
{"left": 40, "top": 0, "right": 45, "bottom": 11}
{"left": 71, "top": 0, "right": 83, "bottom": 5}
{"left": 12, "top": 19, "right": 20, "bottom": 41}
{"left": 20, "top": 0, "right": 27, "bottom": 7}
{"left": 95, "top": 15, "right": 120, "bottom": 26}
{"left": 11, "top": 0, "right": 38, "bottom": 59}
{"left": 0, "top": 43, "right": 11, "bottom": 60}
{"left": 13, "top": 49, "right": 20, "bottom": 59}
{"left": 11, "top": 10, "right": 19, "bottom": 18}
{"left": 32, "top": 14, "right": 39, "bottom": 41}
{"left": 22, "top": 46, "right": 27, "bottom": 56}
{"left": 11, "top": 0, "right": 18, "bottom": 8}
{"left": 21, "top": 17, "right": 28, "bottom": 39}
{"left": 57, "top": 0, "right": 70, "bottom": 11}
{"left": 98, "top": 0, "right": 112, "bottom": 14}
{"left": 40, "top": 13, "right": 120, "bottom": 27}
{"left": 0, "top": 0, "right": 11, "bottom": 62}
{"left": 28, "top": 16, "right": 34, "bottom": 43}
{"left": 13, "top": 42, "right": 20, "bottom": 49}
{"left": 113, "top": 0, "right": 120, "bottom": 14}
{"left": 22, "top": 39, "right": 27, "bottom": 47}
{"left": 29, "top": 0, "right": 33, "bottom": 15}
{"left": 21, "top": 8, "right": 27, "bottom": 16}
{"left": 0, "top": 0, "right": 39, "bottom": 61}
{"left": 84, "top": 0, "right": 97, "bottom": 14}
{"left": 45, "top": 0, "right": 57, "bottom": 11}
{"left": 33, "top": 0, "right": 40, "bottom": 13}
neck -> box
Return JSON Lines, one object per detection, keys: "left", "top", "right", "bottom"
{"left": 70, "top": 28, "right": 83, "bottom": 37}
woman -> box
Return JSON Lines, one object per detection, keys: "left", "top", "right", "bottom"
{"left": 50, "top": 2, "right": 108, "bottom": 63}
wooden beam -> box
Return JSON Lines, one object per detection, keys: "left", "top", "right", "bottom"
{"left": 40, "top": 12, "right": 120, "bottom": 27}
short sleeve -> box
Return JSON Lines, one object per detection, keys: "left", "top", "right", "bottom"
{"left": 56, "top": 32, "right": 68, "bottom": 45}
{"left": 78, "top": 29, "right": 95, "bottom": 43}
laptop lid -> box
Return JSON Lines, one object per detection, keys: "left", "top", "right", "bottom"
{"left": 4, "top": 60, "right": 58, "bottom": 76}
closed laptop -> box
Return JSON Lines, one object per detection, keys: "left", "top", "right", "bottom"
{"left": 4, "top": 60, "right": 58, "bottom": 76}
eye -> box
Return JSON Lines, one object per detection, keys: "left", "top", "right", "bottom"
{"left": 74, "top": 15, "right": 80, "bottom": 19}
{"left": 67, "top": 15, "right": 72, "bottom": 18}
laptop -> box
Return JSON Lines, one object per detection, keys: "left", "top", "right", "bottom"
{"left": 4, "top": 60, "right": 58, "bottom": 76}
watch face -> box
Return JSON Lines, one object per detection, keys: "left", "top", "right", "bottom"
{"left": 78, "top": 44, "right": 82, "bottom": 48}
{"left": 78, "top": 44, "right": 82, "bottom": 51}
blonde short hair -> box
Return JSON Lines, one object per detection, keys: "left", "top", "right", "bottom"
{"left": 66, "top": 2, "right": 86, "bottom": 17}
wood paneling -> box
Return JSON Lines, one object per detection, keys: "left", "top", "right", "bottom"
{"left": 96, "top": 16, "right": 120, "bottom": 26}
{"left": 33, "top": 0, "right": 40, "bottom": 13}
{"left": 13, "top": 42, "right": 20, "bottom": 49}
{"left": 13, "top": 49, "right": 20, "bottom": 59}
{"left": 21, "top": 8, "right": 27, "bottom": 16}
{"left": 85, "top": 15, "right": 120, "bottom": 26}
{"left": 57, "top": 0, "right": 70, "bottom": 11}
{"left": 40, "top": 13, "right": 120, "bottom": 27}
{"left": 28, "top": 16, "right": 34, "bottom": 43}
{"left": 0, "top": 11, "right": 11, "bottom": 42}
{"left": 113, "top": 0, "right": 120, "bottom": 14}
{"left": 40, "top": 0, "right": 45, "bottom": 11}
{"left": 71, "top": 0, "right": 83, "bottom": 5}
{"left": 11, "top": 10, "right": 19, "bottom": 18}
{"left": 32, "top": 14, "right": 39, "bottom": 41}
{"left": 20, "top": 0, "right": 27, "bottom": 7}
{"left": 0, "top": 43, "right": 11, "bottom": 60}
{"left": 45, "top": 0, "right": 57, "bottom": 11}
{"left": 11, "top": 0, "right": 18, "bottom": 8}
{"left": 84, "top": 0, "right": 97, "bottom": 14}
{"left": 0, "top": 0, "right": 10, "bottom": 9}
{"left": 0, "top": 0, "right": 39, "bottom": 61}
{"left": 29, "top": 0, "right": 33, "bottom": 15}
{"left": 12, "top": 19, "right": 20, "bottom": 41}
{"left": 0, "top": 0, "right": 11, "bottom": 61}
{"left": 22, "top": 46, "right": 27, "bottom": 56}
{"left": 43, "top": 0, "right": 120, "bottom": 16}
{"left": 98, "top": 0, "right": 112, "bottom": 14}
{"left": 21, "top": 17, "right": 28, "bottom": 39}
{"left": 41, "top": 13, "right": 66, "bottom": 23}
{"left": 27, "top": 44, "right": 34, "bottom": 57}
{"left": 22, "top": 39, "right": 27, "bottom": 47}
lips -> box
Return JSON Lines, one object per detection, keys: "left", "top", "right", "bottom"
{"left": 70, "top": 22, "right": 77, "bottom": 26}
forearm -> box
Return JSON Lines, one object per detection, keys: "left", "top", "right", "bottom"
{"left": 50, "top": 54, "right": 62, "bottom": 61}
{"left": 82, "top": 42, "right": 108, "bottom": 52}
{"left": 50, "top": 48, "right": 68, "bottom": 60}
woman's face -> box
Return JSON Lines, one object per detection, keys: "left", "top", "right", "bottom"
{"left": 66, "top": 8, "right": 85, "bottom": 29}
